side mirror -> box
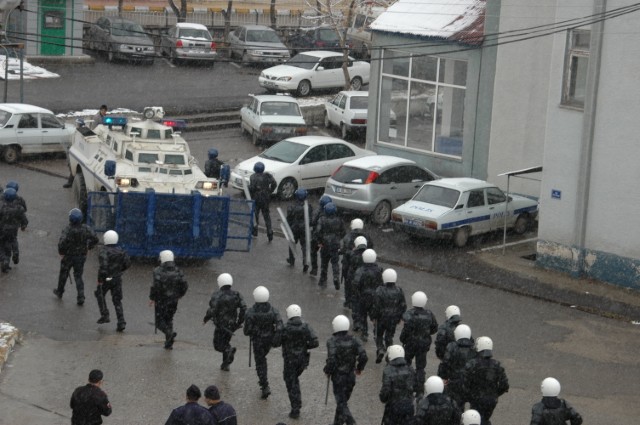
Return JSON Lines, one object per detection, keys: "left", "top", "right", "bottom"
{"left": 104, "top": 160, "right": 116, "bottom": 177}
{"left": 454, "top": 204, "right": 464, "bottom": 210}
{"left": 316, "top": 66, "right": 325, "bottom": 71}
{"left": 508, "top": 196, "right": 513, "bottom": 202}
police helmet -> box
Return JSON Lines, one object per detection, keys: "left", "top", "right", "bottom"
{"left": 350, "top": 218, "right": 364, "bottom": 230}
{"left": 332, "top": 315, "right": 350, "bottom": 333}
{"left": 386, "top": 345, "right": 404, "bottom": 361}
{"left": 159, "top": 250, "right": 174, "bottom": 264}
{"left": 411, "top": 291, "right": 427, "bottom": 308}
{"left": 454, "top": 324, "right": 471, "bottom": 341}
{"left": 6, "top": 181, "right": 18, "bottom": 192}
{"left": 286, "top": 304, "right": 302, "bottom": 319}
{"left": 353, "top": 236, "right": 367, "bottom": 249}
{"left": 319, "top": 195, "right": 332, "bottom": 208}
{"left": 362, "top": 249, "right": 376, "bottom": 264}
{"left": 253, "top": 162, "right": 265, "bottom": 173}
{"left": 382, "top": 268, "right": 397, "bottom": 283}
{"left": 217, "top": 273, "right": 233, "bottom": 288}
{"left": 69, "top": 208, "right": 83, "bottom": 224}
{"left": 324, "top": 202, "right": 337, "bottom": 215}
{"left": 3, "top": 188, "right": 17, "bottom": 202}
{"left": 445, "top": 305, "right": 461, "bottom": 320}
{"left": 425, "top": 376, "right": 444, "bottom": 395}
{"left": 294, "top": 188, "right": 308, "bottom": 201}
{"left": 208, "top": 148, "right": 218, "bottom": 159}
{"left": 476, "top": 336, "right": 493, "bottom": 356}
{"left": 541, "top": 377, "right": 561, "bottom": 397}
{"left": 462, "top": 409, "right": 481, "bottom": 425}
{"left": 103, "top": 230, "right": 118, "bottom": 245}
{"left": 253, "top": 286, "right": 269, "bottom": 303}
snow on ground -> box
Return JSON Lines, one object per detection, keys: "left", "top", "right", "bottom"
{"left": 0, "top": 56, "right": 60, "bottom": 80}
{"left": 0, "top": 322, "right": 19, "bottom": 374}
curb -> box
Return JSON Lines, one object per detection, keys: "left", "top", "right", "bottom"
{"left": 0, "top": 322, "right": 20, "bottom": 374}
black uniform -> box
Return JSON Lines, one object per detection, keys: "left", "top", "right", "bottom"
{"left": 149, "top": 261, "right": 188, "bottom": 349}
{"left": 248, "top": 172, "right": 277, "bottom": 240}
{"left": 204, "top": 157, "right": 224, "bottom": 179}
{"left": 243, "top": 302, "right": 283, "bottom": 397}
{"left": 0, "top": 199, "right": 27, "bottom": 273}
{"left": 344, "top": 245, "right": 367, "bottom": 310}
{"left": 203, "top": 286, "right": 247, "bottom": 370}
{"left": 286, "top": 199, "right": 312, "bottom": 270}
{"left": 340, "top": 229, "right": 373, "bottom": 290}
{"left": 309, "top": 205, "right": 326, "bottom": 275}
{"left": 165, "top": 401, "right": 214, "bottom": 425}
{"left": 352, "top": 262, "right": 383, "bottom": 340}
{"left": 70, "top": 383, "right": 112, "bottom": 425}
{"left": 434, "top": 316, "right": 462, "bottom": 360}
{"left": 7, "top": 194, "right": 26, "bottom": 265}
{"left": 463, "top": 354, "right": 509, "bottom": 425}
{"left": 437, "top": 338, "right": 476, "bottom": 409}
{"left": 413, "top": 392, "right": 461, "bottom": 425}
{"left": 281, "top": 316, "right": 319, "bottom": 416}
{"left": 315, "top": 213, "right": 346, "bottom": 288}
{"left": 372, "top": 283, "right": 407, "bottom": 361}
{"left": 55, "top": 223, "right": 99, "bottom": 304}
{"left": 324, "top": 331, "right": 368, "bottom": 425}
{"left": 530, "top": 397, "right": 583, "bottom": 425}
{"left": 95, "top": 244, "right": 131, "bottom": 330}
{"left": 379, "top": 357, "right": 417, "bottom": 425}
{"left": 400, "top": 306, "right": 439, "bottom": 395}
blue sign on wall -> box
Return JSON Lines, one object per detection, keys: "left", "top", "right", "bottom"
{"left": 551, "top": 189, "right": 561, "bottom": 199}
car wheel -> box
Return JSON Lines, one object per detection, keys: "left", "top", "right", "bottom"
{"left": 2, "top": 145, "right": 20, "bottom": 164}
{"left": 371, "top": 200, "right": 392, "bottom": 225}
{"left": 252, "top": 131, "right": 260, "bottom": 146}
{"left": 107, "top": 46, "right": 115, "bottom": 62}
{"left": 296, "top": 80, "right": 311, "bottom": 97}
{"left": 514, "top": 214, "right": 530, "bottom": 234}
{"left": 350, "top": 76, "right": 363, "bottom": 91}
{"left": 240, "top": 121, "right": 249, "bottom": 136}
{"left": 453, "top": 227, "right": 469, "bottom": 248}
{"left": 278, "top": 178, "right": 297, "bottom": 200}
{"left": 340, "top": 123, "right": 349, "bottom": 140}
{"left": 324, "top": 112, "right": 331, "bottom": 128}
{"left": 73, "top": 172, "right": 88, "bottom": 217}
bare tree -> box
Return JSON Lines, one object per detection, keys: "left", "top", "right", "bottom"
{"left": 167, "top": 0, "right": 188, "bottom": 22}
{"left": 270, "top": 0, "right": 277, "bottom": 29}
{"left": 118, "top": 0, "right": 123, "bottom": 17}
{"left": 222, "top": 0, "right": 233, "bottom": 58}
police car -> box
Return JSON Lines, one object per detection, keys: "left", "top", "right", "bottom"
{"left": 390, "top": 178, "right": 538, "bottom": 247}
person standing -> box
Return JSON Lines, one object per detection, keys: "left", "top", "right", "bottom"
{"left": 434, "top": 305, "right": 463, "bottom": 360}
{"left": 203, "top": 273, "right": 247, "bottom": 371}
{"left": 204, "top": 385, "right": 237, "bottom": 425}
{"left": 204, "top": 148, "right": 224, "bottom": 179}
{"left": 95, "top": 230, "right": 131, "bottom": 332}
{"left": 372, "top": 268, "right": 407, "bottom": 363}
{"left": 165, "top": 384, "right": 214, "bottom": 425}
{"left": 4, "top": 181, "right": 26, "bottom": 265}
{"left": 351, "top": 248, "right": 383, "bottom": 341}
{"left": 248, "top": 161, "right": 277, "bottom": 241}
{"left": 149, "top": 250, "right": 189, "bottom": 350}
{"left": 413, "top": 376, "right": 461, "bottom": 425}
{"left": 243, "top": 285, "right": 283, "bottom": 399}
{"left": 340, "top": 219, "right": 372, "bottom": 308}
{"left": 70, "top": 369, "right": 112, "bottom": 425}
{"left": 91, "top": 104, "right": 108, "bottom": 130}
{"left": 324, "top": 315, "right": 368, "bottom": 425}
{"left": 315, "top": 202, "right": 346, "bottom": 289}
{"left": 379, "top": 345, "right": 417, "bottom": 425}
{"left": 54, "top": 208, "right": 99, "bottom": 305}
{"left": 309, "top": 194, "right": 332, "bottom": 276}
{"left": 530, "top": 377, "right": 583, "bottom": 425}
{"left": 281, "top": 304, "right": 319, "bottom": 419}
{"left": 343, "top": 236, "right": 368, "bottom": 310}
{"left": 437, "top": 324, "right": 475, "bottom": 410}
{"left": 0, "top": 188, "right": 28, "bottom": 273}
{"left": 285, "top": 188, "right": 312, "bottom": 272}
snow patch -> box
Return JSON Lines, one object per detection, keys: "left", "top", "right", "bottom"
{"left": 0, "top": 55, "right": 60, "bottom": 80}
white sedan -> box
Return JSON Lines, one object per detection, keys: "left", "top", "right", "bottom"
{"left": 230, "top": 135, "right": 375, "bottom": 200}
{"left": 258, "top": 51, "right": 370, "bottom": 96}
{"left": 390, "top": 178, "right": 539, "bottom": 247}
{"left": 240, "top": 94, "right": 307, "bottom": 146}
{"left": 324, "top": 90, "right": 369, "bottom": 139}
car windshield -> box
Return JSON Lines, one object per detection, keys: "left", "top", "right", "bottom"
{"left": 261, "top": 101, "right": 301, "bottom": 116}
{"left": 112, "top": 22, "right": 146, "bottom": 37}
{"left": 0, "top": 110, "right": 11, "bottom": 126}
{"left": 179, "top": 28, "right": 212, "bottom": 40}
{"left": 259, "top": 140, "right": 309, "bottom": 163}
{"left": 331, "top": 165, "right": 370, "bottom": 184}
{"left": 413, "top": 185, "right": 460, "bottom": 208}
{"left": 288, "top": 53, "right": 319, "bottom": 70}
{"left": 247, "top": 29, "right": 281, "bottom": 43}
{"left": 318, "top": 28, "right": 339, "bottom": 42}
{"left": 350, "top": 96, "right": 368, "bottom": 109}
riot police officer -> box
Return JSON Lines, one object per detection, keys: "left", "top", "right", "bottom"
{"left": 340, "top": 218, "right": 373, "bottom": 293}
{"left": 281, "top": 304, "right": 319, "bottom": 419}
{"left": 4, "top": 181, "right": 26, "bottom": 265}
{"left": 315, "top": 202, "right": 346, "bottom": 289}
{"left": 437, "top": 324, "right": 475, "bottom": 410}
{"left": 249, "top": 162, "right": 277, "bottom": 241}
{"left": 462, "top": 409, "right": 482, "bottom": 425}
{"left": 95, "top": 230, "right": 131, "bottom": 332}
{"left": 286, "top": 188, "right": 312, "bottom": 272}
{"left": 352, "top": 248, "right": 383, "bottom": 341}
{"left": 324, "top": 315, "right": 368, "bottom": 425}
{"left": 204, "top": 148, "right": 224, "bottom": 179}
{"left": 530, "top": 377, "right": 583, "bottom": 425}
{"left": 379, "top": 345, "right": 417, "bottom": 425}
{"left": 54, "top": 208, "right": 99, "bottom": 305}
{"left": 413, "top": 376, "right": 461, "bottom": 425}
{"left": 435, "top": 305, "right": 463, "bottom": 360}
{"left": 343, "top": 236, "right": 368, "bottom": 310}
{"left": 309, "top": 194, "right": 332, "bottom": 276}
{"left": 149, "top": 250, "right": 189, "bottom": 350}
{"left": 203, "top": 273, "right": 247, "bottom": 371}
{"left": 372, "top": 269, "right": 407, "bottom": 363}
{"left": 243, "top": 286, "right": 283, "bottom": 399}
{"left": 0, "top": 188, "right": 28, "bottom": 273}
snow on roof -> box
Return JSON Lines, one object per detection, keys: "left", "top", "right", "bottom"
{"left": 370, "top": 0, "right": 486, "bottom": 45}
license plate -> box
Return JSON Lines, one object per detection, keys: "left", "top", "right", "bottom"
{"left": 189, "top": 49, "right": 204, "bottom": 53}
{"left": 264, "top": 81, "right": 276, "bottom": 87}
{"left": 404, "top": 218, "right": 422, "bottom": 227}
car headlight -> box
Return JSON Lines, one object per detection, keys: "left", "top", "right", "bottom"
{"left": 248, "top": 50, "right": 260, "bottom": 55}
{"left": 277, "top": 76, "right": 292, "bottom": 82}
{"left": 196, "top": 181, "right": 218, "bottom": 190}
{"left": 116, "top": 177, "right": 139, "bottom": 188}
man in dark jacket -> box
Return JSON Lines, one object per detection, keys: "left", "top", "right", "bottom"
{"left": 54, "top": 208, "right": 99, "bottom": 305}
{"left": 0, "top": 188, "right": 28, "bottom": 273}
{"left": 204, "top": 148, "right": 224, "bottom": 179}
{"left": 285, "top": 188, "right": 312, "bottom": 272}
{"left": 372, "top": 268, "right": 407, "bottom": 363}
{"left": 351, "top": 248, "right": 383, "bottom": 341}
{"left": 165, "top": 384, "right": 214, "bottom": 425}
{"left": 324, "top": 315, "right": 368, "bottom": 425}
{"left": 281, "top": 304, "right": 319, "bottom": 419}
{"left": 70, "top": 369, "right": 112, "bottom": 425}
{"left": 315, "top": 202, "right": 346, "bottom": 289}
{"left": 95, "top": 230, "right": 131, "bottom": 332}
{"left": 434, "top": 305, "right": 463, "bottom": 360}
{"left": 379, "top": 345, "right": 417, "bottom": 425}
{"left": 343, "top": 236, "right": 368, "bottom": 311}
{"left": 437, "top": 324, "right": 475, "bottom": 410}
{"left": 530, "top": 377, "right": 582, "bottom": 425}
{"left": 149, "top": 250, "right": 189, "bottom": 350}
{"left": 203, "top": 273, "right": 247, "bottom": 371}
{"left": 3, "top": 181, "right": 26, "bottom": 265}
{"left": 204, "top": 385, "right": 237, "bottom": 425}
{"left": 309, "top": 194, "right": 332, "bottom": 276}
{"left": 463, "top": 337, "right": 509, "bottom": 425}
{"left": 243, "top": 285, "right": 283, "bottom": 399}
{"left": 248, "top": 161, "right": 277, "bottom": 241}
{"left": 413, "top": 376, "right": 461, "bottom": 425}
{"left": 400, "top": 291, "right": 439, "bottom": 397}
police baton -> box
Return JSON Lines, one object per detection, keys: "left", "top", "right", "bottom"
{"left": 154, "top": 303, "right": 157, "bottom": 334}
{"left": 324, "top": 374, "right": 330, "bottom": 405}
{"left": 248, "top": 337, "right": 252, "bottom": 368}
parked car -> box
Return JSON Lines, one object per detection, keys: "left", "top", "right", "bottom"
{"left": 390, "top": 178, "right": 539, "bottom": 247}
{"left": 287, "top": 25, "right": 350, "bottom": 55}
{"left": 325, "top": 155, "right": 438, "bottom": 224}
{"left": 230, "top": 136, "right": 375, "bottom": 200}
{"left": 259, "top": 51, "right": 370, "bottom": 96}
{"left": 240, "top": 94, "right": 307, "bottom": 146}
{"left": 159, "top": 22, "right": 217, "bottom": 65}
{"left": 228, "top": 24, "right": 290, "bottom": 65}
{"left": 0, "top": 103, "right": 75, "bottom": 163}
{"left": 87, "top": 17, "right": 155, "bottom": 64}
{"left": 324, "top": 90, "right": 368, "bottom": 139}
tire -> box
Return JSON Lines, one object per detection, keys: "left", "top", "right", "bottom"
{"left": 73, "top": 172, "right": 88, "bottom": 217}
{"left": 371, "top": 200, "right": 392, "bottom": 225}
{"left": 296, "top": 80, "right": 311, "bottom": 97}
{"left": 453, "top": 227, "right": 469, "bottom": 248}
{"left": 324, "top": 112, "right": 331, "bottom": 128}
{"left": 340, "top": 123, "right": 349, "bottom": 140}
{"left": 2, "top": 145, "right": 20, "bottom": 163}
{"left": 350, "top": 76, "right": 363, "bottom": 91}
{"left": 107, "top": 46, "right": 115, "bottom": 63}
{"left": 277, "top": 178, "right": 297, "bottom": 200}
{"left": 514, "top": 214, "right": 530, "bottom": 235}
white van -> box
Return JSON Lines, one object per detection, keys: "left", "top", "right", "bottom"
{"left": 347, "top": 3, "right": 393, "bottom": 59}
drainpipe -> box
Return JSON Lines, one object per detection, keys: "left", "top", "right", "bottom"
{"left": 573, "top": 0, "right": 605, "bottom": 276}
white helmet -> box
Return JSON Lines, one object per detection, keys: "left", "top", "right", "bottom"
{"left": 286, "top": 304, "right": 302, "bottom": 319}
{"left": 424, "top": 376, "right": 444, "bottom": 395}
{"left": 454, "top": 324, "right": 471, "bottom": 341}
{"left": 541, "top": 377, "right": 561, "bottom": 397}
{"left": 217, "top": 273, "right": 233, "bottom": 288}
{"left": 445, "top": 305, "right": 461, "bottom": 320}
{"left": 350, "top": 218, "right": 364, "bottom": 230}
{"left": 382, "top": 268, "right": 397, "bottom": 283}
{"left": 386, "top": 345, "right": 404, "bottom": 361}
{"left": 103, "top": 230, "right": 118, "bottom": 245}
{"left": 462, "top": 409, "right": 481, "bottom": 425}
{"left": 362, "top": 249, "right": 377, "bottom": 263}
{"left": 332, "top": 315, "right": 350, "bottom": 333}
{"left": 353, "top": 236, "right": 367, "bottom": 248}
{"left": 476, "top": 336, "right": 493, "bottom": 354}
{"left": 253, "top": 286, "right": 269, "bottom": 303}
{"left": 159, "top": 250, "right": 174, "bottom": 264}
{"left": 412, "top": 291, "right": 427, "bottom": 308}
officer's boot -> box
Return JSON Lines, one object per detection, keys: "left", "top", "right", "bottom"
{"left": 164, "top": 328, "right": 176, "bottom": 350}
{"left": 221, "top": 350, "right": 229, "bottom": 371}
{"left": 114, "top": 303, "right": 126, "bottom": 332}
{"left": 287, "top": 248, "right": 295, "bottom": 267}
{"left": 227, "top": 346, "right": 236, "bottom": 365}
{"left": 260, "top": 384, "right": 271, "bottom": 400}
{"left": 75, "top": 276, "right": 85, "bottom": 306}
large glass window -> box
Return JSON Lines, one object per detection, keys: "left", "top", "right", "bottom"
{"left": 378, "top": 51, "right": 467, "bottom": 158}
{"left": 562, "top": 29, "right": 590, "bottom": 108}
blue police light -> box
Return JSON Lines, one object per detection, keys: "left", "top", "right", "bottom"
{"left": 103, "top": 116, "right": 128, "bottom": 127}
{"left": 162, "top": 119, "right": 187, "bottom": 131}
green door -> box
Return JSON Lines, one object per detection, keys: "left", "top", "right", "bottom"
{"left": 40, "top": 0, "right": 66, "bottom": 56}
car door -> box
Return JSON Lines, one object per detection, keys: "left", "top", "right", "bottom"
{"left": 463, "top": 189, "right": 492, "bottom": 235}
{"left": 314, "top": 57, "right": 342, "bottom": 88}
{"left": 40, "top": 113, "right": 69, "bottom": 153}
{"left": 297, "top": 144, "right": 328, "bottom": 188}
{"left": 486, "top": 186, "right": 510, "bottom": 231}
{"left": 14, "top": 113, "right": 42, "bottom": 154}
{"left": 241, "top": 98, "right": 259, "bottom": 133}
{"left": 326, "top": 93, "right": 343, "bottom": 125}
